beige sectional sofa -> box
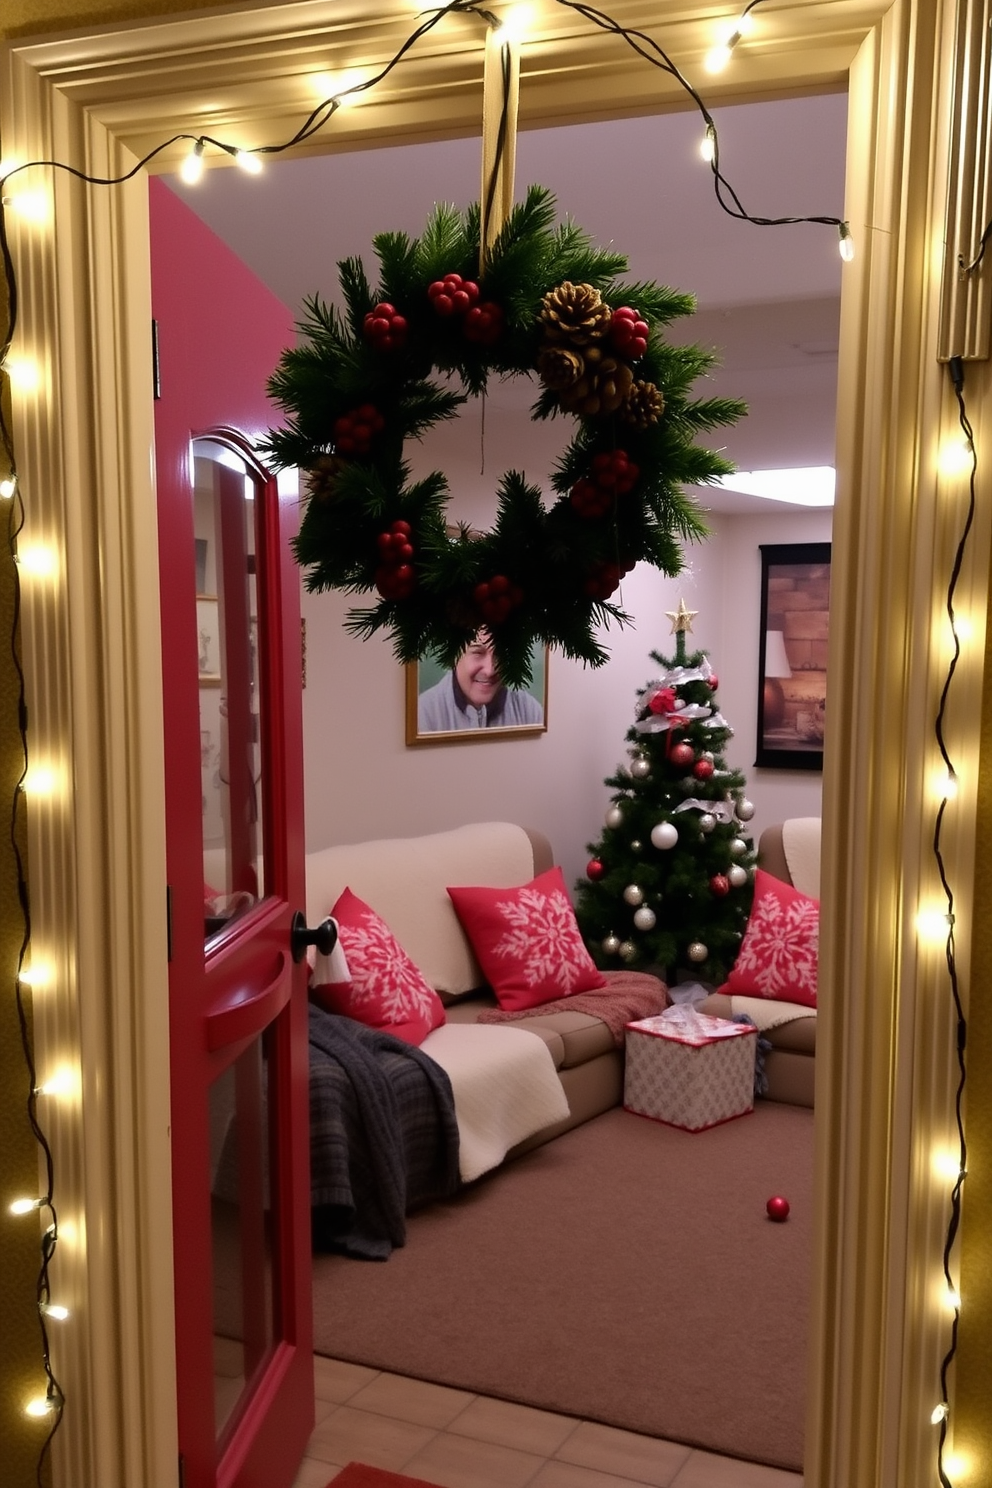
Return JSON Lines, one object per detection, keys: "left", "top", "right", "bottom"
{"left": 697, "top": 817, "right": 820, "bottom": 1108}
{"left": 305, "top": 820, "right": 643, "bottom": 1156}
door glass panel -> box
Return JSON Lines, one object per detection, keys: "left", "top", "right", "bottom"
{"left": 208, "top": 1030, "right": 278, "bottom": 1445}
{"left": 195, "top": 440, "right": 266, "bottom": 942}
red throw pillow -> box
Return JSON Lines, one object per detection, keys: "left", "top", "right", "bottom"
{"left": 719, "top": 868, "right": 819, "bottom": 1008}
{"left": 310, "top": 887, "right": 445, "bottom": 1046}
{"left": 447, "top": 865, "right": 607, "bottom": 1012}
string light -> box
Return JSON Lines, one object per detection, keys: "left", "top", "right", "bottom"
{"left": 932, "top": 1403, "right": 951, "bottom": 1425}
{"left": 234, "top": 150, "right": 263, "bottom": 176}
{"left": 916, "top": 906, "right": 953, "bottom": 942}
{"left": 5, "top": 355, "right": 42, "bottom": 394}
{"left": 17, "top": 961, "right": 53, "bottom": 989}
{"left": 939, "top": 437, "right": 973, "bottom": 478}
{"left": 944, "top": 1287, "right": 962, "bottom": 1311}
{"left": 494, "top": 3, "right": 533, "bottom": 43}
{"left": 838, "top": 222, "right": 855, "bottom": 261}
{"left": 20, "top": 764, "right": 58, "bottom": 796}
{"left": 1, "top": 476, "right": 16, "bottom": 498}
{"left": 35, "top": 1066, "right": 77, "bottom": 1099}
{"left": 9, "top": 1196, "right": 45, "bottom": 1215}
{"left": 703, "top": 1, "right": 759, "bottom": 72}
{"left": 179, "top": 139, "right": 205, "bottom": 186}
{"left": 700, "top": 125, "right": 716, "bottom": 163}
{"left": 40, "top": 1303, "right": 69, "bottom": 1321}
{"left": 15, "top": 542, "right": 58, "bottom": 579}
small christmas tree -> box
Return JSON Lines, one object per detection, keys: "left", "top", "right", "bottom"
{"left": 575, "top": 600, "right": 757, "bottom": 984}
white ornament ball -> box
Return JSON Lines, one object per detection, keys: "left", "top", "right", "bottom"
{"left": 618, "top": 940, "right": 637, "bottom": 963}
{"left": 650, "top": 821, "right": 679, "bottom": 850}
{"left": 630, "top": 757, "right": 652, "bottom": 779}
{"left": 623, "top": 884, "right": 645, "bottom": 906}
{"left": 699, "top": 813, "right": 716, "bottom": 834}
{"left": 730, "top": 838, "right": 748, "bottom": 857}
{"left": 602, "top": 933, "right": 620, "bottom": 955}
{"left": 687, "top": 941, "right": 709, "bottom": 963}
{"left": 605, "top": 805, "right": 624, "bottom": 830}
{"left": 633, "top": 906, "right": 656, "bottom": 931}
{"left": 737, "top": 798, "right": 755, "bottom": 822}
{"left": 728, "top": 864, "right": 748, "bottom": 888}
{"left": 701, "top": 751, "right": 715, "bottom": 762}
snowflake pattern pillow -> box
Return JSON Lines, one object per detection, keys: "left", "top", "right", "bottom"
{"left": 719, "top": 868, "right": 819, "bottom": 1008}
{"left": 310, "top": 886, "right": 446, "bottom": 1046}
{"left": 447, "top": 866, "right": 607, "bottom": 1012}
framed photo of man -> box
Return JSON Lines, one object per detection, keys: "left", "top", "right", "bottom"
{"left": 405, "top": 633, "right": 548, "bottom": 745}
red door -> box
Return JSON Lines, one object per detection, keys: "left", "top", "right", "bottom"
{"left": 150, "top": 179, "right": 314, "bottom": 1488}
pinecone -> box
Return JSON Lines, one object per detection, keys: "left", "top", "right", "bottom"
{"left": 619, "top": 379, "right": 666, "bottom": 429}
{"left": 558, "top": 344, "right": 634, "bottom": 417}
{"left": 305, "top": 453, "right": 347, "bottom": 500}
{"left": 536, "top": 345, "right": 584, "bottom": 391}
{"left": 539, "top": 282, "right": 611, "bottom": 348}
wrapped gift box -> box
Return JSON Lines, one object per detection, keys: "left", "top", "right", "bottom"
{"left": 624, "top": 1010, "right": 757, "bottom": 1132}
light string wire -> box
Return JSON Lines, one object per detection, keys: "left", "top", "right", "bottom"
{"left": 0, "top": 1, "right": 843, "bottom": 1473}
{"left": 933, "top": 355, "right": 975, "bottom": 1488}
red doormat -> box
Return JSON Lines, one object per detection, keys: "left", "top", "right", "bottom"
{"left": 326, "top": 1465, "right": 445, "bottom": 1488}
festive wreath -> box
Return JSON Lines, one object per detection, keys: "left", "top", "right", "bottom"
{"left": 263, "top": 185, "right": 744, "bottom": 688}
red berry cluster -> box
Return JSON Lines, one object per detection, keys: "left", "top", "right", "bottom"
{"left": 570, "top": 449, "right": 640, "bottom": 518}
{"left": 363, "top": 302, "right": 407, "bottom": 350}
{"left": 583, "top": 557, "right": 635, "bottom": 600}
{"left": 610, "top": 305, "right": 649, "bottom": 359}
{"left": 375, "top": 519, "right": 416, "bottom": 601}
{"left": 334, "top": 403, "right": 385, "bottom": 456}
{"left": 474, "top": 574, "right": 523, "bottom": 625}
{"left": 427, "top": 274, "right": 504, "bottom": 345}
{"left": 428, "top": 274, "right": 480, "bottom": 315}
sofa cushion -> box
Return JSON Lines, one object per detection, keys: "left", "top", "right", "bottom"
{"left": 310, "top": 887, "right": 446, "bottom": 1045}
{"left": 447, "top": 866, "right": 607, "bottom": 1011}
{"left": 719, "top": 868, "right": 819, "bottom": 1009}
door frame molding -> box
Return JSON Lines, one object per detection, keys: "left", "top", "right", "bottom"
{"left": 2, "top": 0, "right": 988, "bottom": 1482}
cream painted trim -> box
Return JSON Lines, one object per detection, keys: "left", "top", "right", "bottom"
{"left": 1, "top": 1, "right": 984, "bottom": 1485}
{"left": 1, "top": 46, "right": 176, "bottom": 1488}
{"left": 810, "top": 1, "right": 991, "bottom": 1483}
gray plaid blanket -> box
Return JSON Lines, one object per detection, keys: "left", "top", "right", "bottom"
{"left": 308, "top": 1005, "right": 460, "bottom": 1260}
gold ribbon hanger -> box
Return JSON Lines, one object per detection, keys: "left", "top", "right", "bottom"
{"left": 479, "top": 19, "right": 520, "bottom": 271}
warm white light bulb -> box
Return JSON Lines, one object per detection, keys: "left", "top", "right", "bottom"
{"left": 36, "top": 1066, "right": 77, "bottom": 1098}
{"left": 700, "top": 126, "right": 716, "bottom": 163}
{"left": 5, "top": 355, "right": 42, "bottom": 394}
{"left": 933, "top": 1149, "right": 965, "bottom": 1181}
{"left": 179, "top": 140, "right": 205, "bottom": 185}
{"left": 10, "top": 1197, "right": 43, "bottom": 1215}
{"left": 17, "top": 543, "right": 58, "bottom": 579}
{"left": 932, "top": 769, "right": 958, "bottom": 802}
{"left": 0, "top": 155, "right": 25, "bottom": 182}
{"left": 21, "top": 764, "right": 58, "bottom": 796}
{"left": 8, "top": 188, "right": 50, "bottom": 225}
{"left": 0, "top": 476, "right": 15, "bottom": 499}
{"left": 495, "top": 4, "right": 533, "bottom": 43}
{"left": 945, "top": 1286, "right": 961, "bottom": 1311}
{"left": 324, "top": 70, "right": 369, "bottom": 108}
{"left": 41, "top": 1303, "right": 69, "bottom": 1321}
{"left": 704, "top": 42, "right": 733, "bottom": 73}
{"left": 916, "top": 907, "right": 951, "bottom": 943}
{"left": 943, "top": 1449, "right": 968, "bottom": 1478}
{"left": 234, "top": 149, "right": 263, "bottom": 175}
{"left": 931, "top": 1402, "right": 950, "bottom": 1424}
{"left": 938, "top": 437, "right": 973, "bottom": 478}
{"left": 838, "top": 223, "right": 856, "bottom": 262}
{"left": 18, "top": 961, "right": 52, "bottom": 989}
{"left": 25, "top": 1396, "right": 54, "bottom": 1418}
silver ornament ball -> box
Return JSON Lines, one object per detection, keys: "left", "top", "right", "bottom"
{"left": 699, "top": 813, "right": 716, "bottom": 834}
{"left": 602, "top": 933, "right": 620, "bottom": 955}
{"left": 730, "top": 837, "right": 748, "bottom": 857}
{"left": 605, "top": 805, "right": 624, "bottom": 830}
{"left": 687, "top": 941, "right": 709, "bottom": 963}
{"left": 630, "top": 757, "right": 652, "bottom": 779}
{"left": 618, "top": 940, "right": 638, "bottom": 963}
{"left": 630, "top": 839, "right": 643, "bottom": 854}
{"left": 623, "top": 884, "right": 645, "bottom": 907}
{"left": 737, "top": 798, "right": 755, "bottom": 822}
{"left": 650, "top": 821, "right": 679, "bottom": 850}
{"left": 633, "top": 906, "right": 656, "bottom": 931}
{"left": 727, "top": 864, "right": 748, "bottom": 887}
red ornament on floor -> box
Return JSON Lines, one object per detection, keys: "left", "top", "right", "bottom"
{"left": 766, "top": 1195, "right": 790, "bottom": 1222}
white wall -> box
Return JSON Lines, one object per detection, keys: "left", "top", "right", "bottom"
{"left": 301, "top": 505, "right": 831, "bottom": 897}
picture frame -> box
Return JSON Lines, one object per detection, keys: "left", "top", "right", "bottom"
{"left": 405, "top": 639, "right": 548, "bottom": 745}
{"left": 755, "top": 542, "right": 831, "bottom": 771}
{"left": 196, "top": 595, "right": 222, "bottom": 685}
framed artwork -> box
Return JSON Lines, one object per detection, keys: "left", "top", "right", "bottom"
{"left": 755, "top": 542, "right": 831, "bottom": 771}
{"left": 405, "top": 637, "right": 548, "bottom": 745}
{"left": 196, "top": 595, "right": 222, "bottom": 685}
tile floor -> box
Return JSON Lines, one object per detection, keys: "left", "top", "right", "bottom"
{"left": 291, "top": 1356, "right": 804, "bottom": 1488}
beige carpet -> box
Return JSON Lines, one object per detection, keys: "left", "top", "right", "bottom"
{"left": 312, "top": 1102, "right": 813, "bottom": 1471}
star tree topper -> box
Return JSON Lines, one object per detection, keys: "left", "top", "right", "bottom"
{"left": 666, "top": 598, "right": 698, "bottom": 659}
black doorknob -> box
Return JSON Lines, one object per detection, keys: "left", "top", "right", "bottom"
{"left": 290, "top": 911, "right": 338, "bottom": 964}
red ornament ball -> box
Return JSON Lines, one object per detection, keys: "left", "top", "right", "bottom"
{"left": 708, "top": 673, "right": 719, "bottom": 689}
{"left": 709, "top": 874, "right": 730, "bottom": 897}
{"left": 693, "top": 758, "right": 715, "bottom": 781}
{"left": 766, "top": 1195, "right": 791, "bottom": 1222}
{"left": 670, "top": 742, "right": 694, "bottom": 769}
{"left": 586, "top": 859, "right": 605, "bottom": 881}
